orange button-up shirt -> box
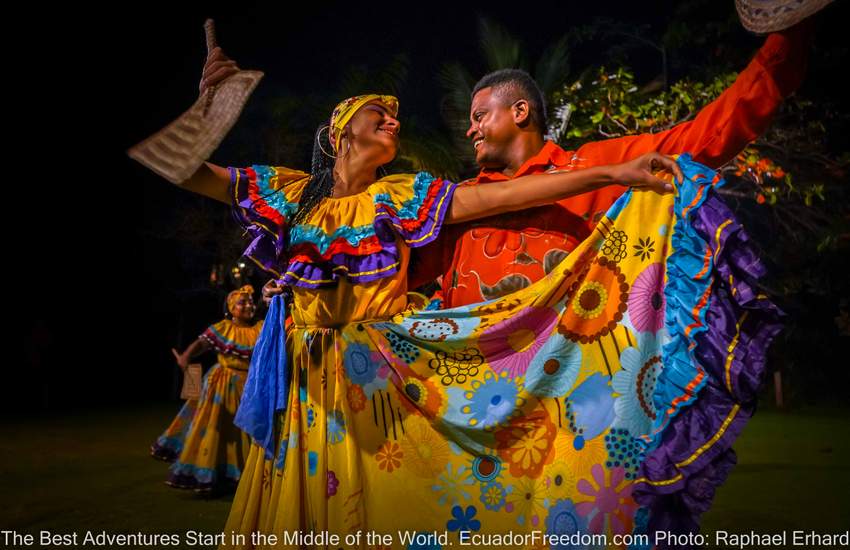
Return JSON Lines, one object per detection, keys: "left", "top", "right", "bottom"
{"left": 411, "top": 26, "right": 810, "bottom": 307}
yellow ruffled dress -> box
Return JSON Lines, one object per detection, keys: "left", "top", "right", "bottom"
{"left": 152, "top": 319, "right": 262, "bottom": 492}
{"left": 221, "top": 157, "right": 781, "bottom": 548}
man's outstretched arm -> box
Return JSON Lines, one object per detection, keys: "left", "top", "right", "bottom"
{"left": 575, "top": 19, "right": 815, "bottom": 169}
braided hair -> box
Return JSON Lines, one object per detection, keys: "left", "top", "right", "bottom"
{"left": 290, "top": 124, "right": 337, "bottom": 228}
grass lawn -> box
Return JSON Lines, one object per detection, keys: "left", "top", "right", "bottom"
{"left": 0, "top": 404, "right": 231, "bottom": 541}
{"left": 1, "top": 403, "right": 848, "bottom": 548}
{"left": 701, "top": 405, "right": 850, "bottom": 535}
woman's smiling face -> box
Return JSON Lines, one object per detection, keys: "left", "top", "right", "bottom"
{"left": 343, "top": 101, "right": 401, "bottom": 165}
{"left": 230, "top": 295, "right": 255, "bottom": 323}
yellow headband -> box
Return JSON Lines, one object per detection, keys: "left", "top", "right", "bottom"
{"left": 329, "top": 94, "right": 399, "bottom": 153}
{"left": 227, "top": 285, "right": 255, "bottom": 314}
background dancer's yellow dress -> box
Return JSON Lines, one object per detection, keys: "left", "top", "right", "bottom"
{"left": 153, "top": 309, "right": 263, "bottom": 492}
{"left": 222, "top": 155, "right": 781, "bottom": 548}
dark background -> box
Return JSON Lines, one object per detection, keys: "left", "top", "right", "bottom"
{"left": 14, "top": 0, "right": 849, "bottom": 415}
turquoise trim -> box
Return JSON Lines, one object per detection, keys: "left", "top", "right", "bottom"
{"left": 373, "top": 171, "right": 435, "bottom": 220}
{"left": 639, "top": 153, "right": 719, "bottom": 450}
{"left": 251, "top": 165, "right": 300, "bottom": 220}
{"left": 287, "top": 172, "right": 439, "bottom": 253}
{"left": 289, "top": 221, "right": 377, "bottom": 254}
{"left": 205, "top": 326, "right": 254, "bottom": 351}
{"left": 604, "top": 188, "right": 633, "bottom": 222}
{"left": 170, "top": 461, "right": 242, "bottom": 483}
{"left": 155, "top": 436, "right": 183, "bottom": 452}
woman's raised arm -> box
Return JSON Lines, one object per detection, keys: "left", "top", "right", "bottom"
{"left": 171, "top": 47, "right": 242, "bottom": 203}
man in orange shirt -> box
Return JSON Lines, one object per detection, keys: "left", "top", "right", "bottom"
{"left": 411, "top": 21, "right": 813, "bottom": 307}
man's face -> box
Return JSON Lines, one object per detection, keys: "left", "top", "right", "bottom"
{"left": 466, "top": 87, "right": 520, "bottom": 169}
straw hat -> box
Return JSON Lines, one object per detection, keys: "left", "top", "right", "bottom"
{"left": 735, "top": 0, "right": 833, "bottom": 34}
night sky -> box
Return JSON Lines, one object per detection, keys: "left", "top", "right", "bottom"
{"left": 17, "top": 0, "right": 848, "bottom": 413}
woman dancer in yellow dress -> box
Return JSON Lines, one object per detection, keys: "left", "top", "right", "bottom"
{"left": 151, "top": 285, "right": 263, "bottom": 493}
{"left": 146, "top": 46, "right": 779, "bottom": 548}
{"left": 176, "top": 81, "right": 678, "bottom": 544}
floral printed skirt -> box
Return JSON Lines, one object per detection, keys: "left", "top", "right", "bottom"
{"left": 152, "top": 364, "right": 252, "bottom": 492}
{"left": 222, "top": 155, "right": 781, "bottom": 548}
{"left": 151, "top": 394, "right": 197, "bottom": 463}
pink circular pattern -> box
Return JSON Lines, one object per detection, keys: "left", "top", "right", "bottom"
{"left": 628, "top": 263, "right": 665, "bottom": 333}
{"left": 478, "top": 307, "right": 559, "bottom": 379}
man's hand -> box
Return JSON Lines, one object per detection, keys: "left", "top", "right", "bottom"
{"left": 262, "top": 279, "right": 285, "bottom": 306}
{"left": 610, "top": 152, "right": 683, "bottom": 193}
{"left": 200, "top": 47, "right": 240, "bottom": 94}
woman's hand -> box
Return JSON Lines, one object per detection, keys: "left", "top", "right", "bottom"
{"left": 261, "top": 279, "right": 285, "bottom": 306}
{"left": 171, "top": 348, "right": 189, "bottom": 371}
{"left": 610, "top": 152, "right": 683, "bottom": 193}
{"left": 199, "top": 47, "right": 240, "bottom": 94}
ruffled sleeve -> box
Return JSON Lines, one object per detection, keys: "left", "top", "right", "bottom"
{"left": 199, "top": 319, "right": 263, "bottom": 360}
{"left": 278, "top": 171, "right": 457, "bottom": 288}
{"left": 229, "top": 165, "right": 310, "bottom": 275}
{"left": 371, "top": 171, "right": 457, "bottom": 248}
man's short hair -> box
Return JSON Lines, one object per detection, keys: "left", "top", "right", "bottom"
{"left": 472, "top": 69, "right": 547, "bottom": 134}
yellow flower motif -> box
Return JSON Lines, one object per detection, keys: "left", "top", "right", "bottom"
{"left": 481, "top": 483, "right": 504, "bottom": 508}
{"left": 545, "top": 460, "right": 578, "bottom": 501}
{"left": 554, "top": 428, "right": 608, "bottom": 479}
{"left": 400, "top": 417, "right": 451, "bottom": 478}
{"left": 572, "top": 281, "right": 608, "bottom": 319}
{"left": 399, "top": 376, "right": 446, "bottom": 419}
{"left": 505, "top": 476, "right": 548, "bottom": 527}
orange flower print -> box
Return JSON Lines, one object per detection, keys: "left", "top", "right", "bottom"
{"left": 495, "top": 407, "right": 557, "bottom": 479}
{"left": 375, "top": 441, "right": 403, "bottom": 473}
{"left": 347, "top": 383, "right": 366, "bottom": 413}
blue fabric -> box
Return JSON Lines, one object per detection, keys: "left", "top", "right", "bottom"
{"left": 235, "top": 295, "right": 290, "bottom": 459}
{"left": 641, "top": 153, "right": 719, "bottom": 450}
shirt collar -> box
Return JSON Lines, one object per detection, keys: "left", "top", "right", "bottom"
{"left": 471, "top": 141, "right": 571, "bottom": 183}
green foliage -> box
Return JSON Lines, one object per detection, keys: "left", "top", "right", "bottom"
{"left": 549, "top": 66, "right": 736, "bottom": 147}
{"left": 478, "top": 17, "right": 525, "bottom": 70}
